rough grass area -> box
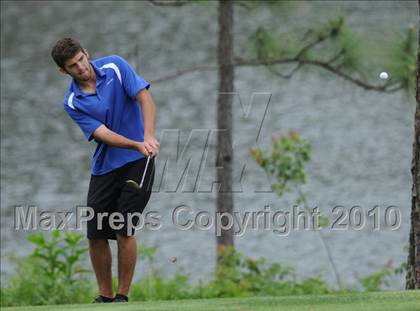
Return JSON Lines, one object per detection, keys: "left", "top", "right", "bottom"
{"left": 3, "top": 290, "right": 420, "bottom": 311}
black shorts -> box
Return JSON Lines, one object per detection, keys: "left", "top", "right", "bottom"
{"left": 86, "top": 157, "right": 155, "bottom": 240}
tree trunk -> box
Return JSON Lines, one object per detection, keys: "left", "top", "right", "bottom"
{"left": 216, "top": 0, "right": 234, "bottom": 262}
{"left": 406, "top": 0, "right": 420, "bottom": 290}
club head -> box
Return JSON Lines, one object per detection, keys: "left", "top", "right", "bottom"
{"left": 125, "top": 179, "right": 141, "bottom": 189}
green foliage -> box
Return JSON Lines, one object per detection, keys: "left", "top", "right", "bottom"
{"left": 358, "top": 261, "right": 406, "bottom": 292}
{"left": 1, "top": 231, "right": 92, "bottom": 306}
{"left": 138, "top": 241, "right": 158, "bottom": 263}
{"left": 317, "top": 17, "right": 345, "bottom": 40}
{"left": 131, "top": 244, "right": 331, "bottom": 301}
{"left": 0, "top": 257, "right": 93, "bottom": 307}
{"left": 385, "top": 27, "right": 417, "bottom": 93}
{"left": 250, "top": 132, "right": 330, "bottom": 229}
{"left": 246, "top": 16, "right": 364, "bottom": 75}
{"left": 244, "top": 15, "right": 415, "bottom": 93}
{"left": 1, "top": 236, "right": 407, "bottom": 307}
{"left": 26, "top": 230, "right": 89, "bottom": 283}
{"left": 358, "top": 267, "right": 392, "bottom": 292}
{"left": 305, "top": 17, "right": 363, "bottom": 73}
{"left": 327, "top": 19, "right": 362, "bottom": 72}
{"left": 248, "top": 26, "right": 289, "bottom": 60}
{"left": 131, "top": 273, "right": 194, "bottom": 301}
{"left": 246, "top": 26, "right": 301, "bottom": 77}
{"left": 197, "top": 247, "right": 331, "bottom": 298}
{"left": 250, "top": 131, "right": 311, "bottom": 197}
{"left": 394, "top": 261, "right": 407, "bottom": 276}
{"left": 130, "top": 241, "right": 194, "bottom": 301}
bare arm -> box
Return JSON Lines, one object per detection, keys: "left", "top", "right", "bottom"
{"left": 92, "top": 124, "right": 153, "bottom": 156}
{"left": 136, "top": 89, "right": 156, "bottom": 137}
{"left": 136, "top": 89, "right": 159, "bottom": 155}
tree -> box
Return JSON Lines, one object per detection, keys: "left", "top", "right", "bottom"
{"left": 216, "top": 0, "right": 235, "bottom": 258}
{"left": 405, "top": 0, "right": 420, "bottom": 290}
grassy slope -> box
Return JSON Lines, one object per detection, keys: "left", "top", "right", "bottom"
{"left": 3, "top": 291, "right": 420, "bottom": 311}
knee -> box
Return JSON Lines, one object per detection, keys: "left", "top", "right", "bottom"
{"left": 116, "top": 234, "right": 136, "bottom": 246}
{"left": 89, "top": 239, "right": 109, "bottom": 248}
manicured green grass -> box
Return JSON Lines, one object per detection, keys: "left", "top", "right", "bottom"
{"left": 3, "top": 291, "right": 420, "bottom": 311}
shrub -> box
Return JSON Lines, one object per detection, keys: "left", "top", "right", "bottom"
{"left": 1, "top": 230, "right": 93, "bottom": 306}
{"left": 194, "top": 247, "right": 331, "bottom": 298}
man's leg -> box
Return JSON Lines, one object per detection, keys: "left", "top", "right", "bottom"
{"left": 116, "top": 234, "right": 137, "bottom": 295}
{"left": 114, "top": 158, "right": 155, "bottom": 297}
{"left": 89, "top": 239, "right": 113, "bottom": 298}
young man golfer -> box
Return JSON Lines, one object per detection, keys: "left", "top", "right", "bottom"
{"left": 51, "top": 38, "right": 159, "bottom": 303}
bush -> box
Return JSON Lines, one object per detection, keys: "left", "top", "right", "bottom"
{"left": 2, "top": 233, "right": 403, "bottom": 307}
{"left": 1, "top": 230, "right": 93, "bottom": 307}
{"left": 358, "top": 261, "right": 405, "bottom": 292}
{"left": 130, "top": 242, "right": 194, "bottom": 301}
{"left": 129, "top": 244, "right": 331, "bottom": 302}
{"left": 193, "top": 247, "right": 331, "bottom": 298}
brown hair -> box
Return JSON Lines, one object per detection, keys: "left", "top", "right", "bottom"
{"left": 51, "top": 38, "right": 84, "bottom": 68}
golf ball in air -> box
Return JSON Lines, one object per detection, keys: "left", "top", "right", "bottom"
{"left": 379, "top": 72, "right": 389, "bottom": 80}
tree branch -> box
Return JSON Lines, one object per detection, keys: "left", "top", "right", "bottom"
{"left": 263, "top": 40, "right": 344, "bottom": 80}
{"left": 297, "top": 59, "right": 396, "bottom": 91}
{"left": 265, "top": 62, "right": 303, "bottom": 79}
{"left": 234, "top": 56, "right": 401, "bottom": 92}
{"left": 151, "top": 57, "right": 402, "bottom": 92}
{"left": 148, "top": 0, "right": 191, "bottom": 7}
{"left": 295, "top": 34, "right": 328, "bottom": 60}
{"left": 150, "top": 64, "right": 215, "bottom": 84}
{"left": 326, "top": 48, "right": 345, "bottom": 65}
{"left": 263, "top": 33, "right": 334, "bottom": 79}
{"left": 151, "top": 43, "right": 401, "bottom": 92}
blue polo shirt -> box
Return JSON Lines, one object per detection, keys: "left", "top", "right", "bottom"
{"left": 63, "top": 55, "right": 150, "bottom": 175}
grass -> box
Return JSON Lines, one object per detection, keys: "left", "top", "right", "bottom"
{"left": 2, "top": 291, "right": 419, "bottom": 311}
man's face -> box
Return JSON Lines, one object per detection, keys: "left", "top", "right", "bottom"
{"left": 60, "top": 50, "right": 92, "bottom": 82}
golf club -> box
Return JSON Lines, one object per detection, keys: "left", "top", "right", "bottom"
{"left": 125, "top": 155, "right": 151, "bottom": 190}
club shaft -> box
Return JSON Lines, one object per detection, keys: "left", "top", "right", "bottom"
{"left": 139, "top": 156, "right": 151, "bottom": 189}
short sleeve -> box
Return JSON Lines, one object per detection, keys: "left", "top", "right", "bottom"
{"left": 115, "top": 56, "right": 150, "bottom": 100}
{"left": 64, "top": 104, "right": 102, "bottom": 141}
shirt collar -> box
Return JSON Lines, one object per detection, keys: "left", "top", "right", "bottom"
{"left": 91, "top": 61, "right": 105, "bottom": 78}
{"left": 71, "top": 61, "right": 105, "bottom": 97}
